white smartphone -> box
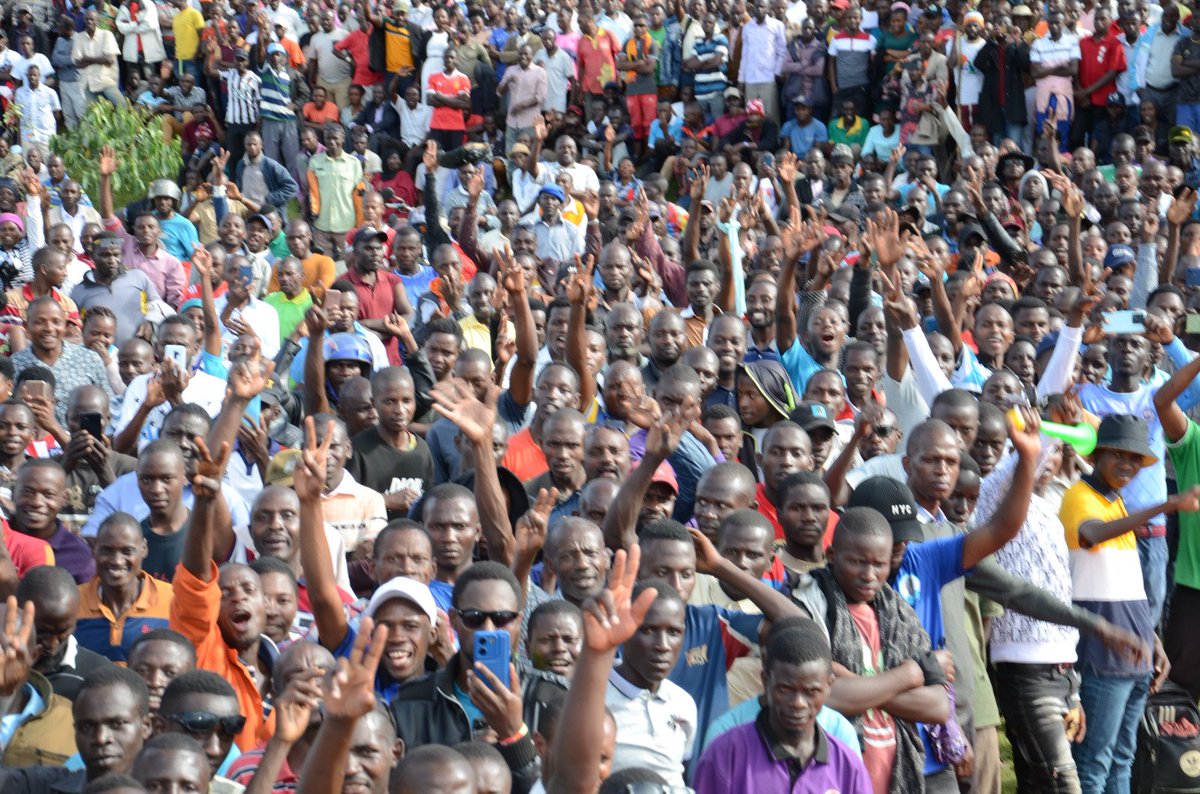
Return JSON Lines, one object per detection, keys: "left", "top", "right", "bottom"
{"left": 1102, "top": 310, "right": 1146, "bottom": 336}
{"left": 164, "top": 344, "right": 189, "bottom": 370}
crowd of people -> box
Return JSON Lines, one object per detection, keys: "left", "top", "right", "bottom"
{"left": 0, "top": 0, "right": 1198, "bottom": 792}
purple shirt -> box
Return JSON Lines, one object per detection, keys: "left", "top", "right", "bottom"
{"left": 45, "top": 522, "right": 96, "bottom": 584}
{"left": 693, "top": 712, "right": 872, "bottom": 794}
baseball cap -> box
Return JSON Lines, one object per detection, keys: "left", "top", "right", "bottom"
{"left": 266, "top": 449, "right": 302, "bottom": 486}
{"left": 1011, "top": 3, "right": 1034, "bottom": 15}
{"left": 235, "top": 48, "right": 251, "bottom": 60}
{"left": 649, "top": 460, "right": 679, "bottom": 494}
{"left": 959, "top": 222, "right": 987, "bottom": 246}
{"left": 248, "top": 213, "right": 274, "bottom": 233}
{"left": 847, "top": 477, "right": 923, "bottom": 543}
{"left": 1170, "top": 126, "right": 1195, "bottom": 145}
{"left": 353, "top": 227, "right": 388, "bottom": 247}
{"left": 789, "top": 401, "right": 837, "bottom": 434}
{"left": 364, "top": 576, "right": 438, "bottom": 624}
{"left": 793, "top": 94, "right": 811, "bottom": 107}
{"left": 267, "top": 42, "right": 286, "bottom": 56}
{"left": 829, "top": 203, "right": 862, "bottom": 225}
{"left": 1104, "top": 243, "right": 1136, "bottom": 268}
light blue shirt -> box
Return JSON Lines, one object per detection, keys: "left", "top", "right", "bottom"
{"left": 81, "top": 473, "right": 251, "bottom": 538}
{"left": 0, "top": 683, "right": 43, "bottom": 751}
{"left": 700, "top": 697, "right": 861, "bottom": 757}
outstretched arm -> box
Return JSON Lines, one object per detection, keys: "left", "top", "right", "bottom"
{"left": 690, "top": 528, "right": 806, "bottom": 621}
{"left": 960, "top": 406, "right": 1038, "bottom": 569}
{"left": 296, "top": 416, "right": 351, "bottom": 651}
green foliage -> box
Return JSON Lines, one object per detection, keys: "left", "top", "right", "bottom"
{"left": 49, "top": 101, "right": 181, "bottom": 210}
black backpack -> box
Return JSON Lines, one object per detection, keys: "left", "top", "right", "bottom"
{"left": 1134, "top": 681, "right": 1200, "bottom": 793}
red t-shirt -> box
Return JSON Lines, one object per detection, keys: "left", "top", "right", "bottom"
{"left": 1078, "top": 33, "right": 1127, "bottom": 106}
{"left": 428, "top": 71, "right": 470, "bottom": 131}
{"left": 335, "top": 29, "right": 384, "bottom": 86}
{"left": 501, "top": 427, "right": 548, "bottom": 481}
{"left": 346, "top": 268, "right": 403, "bottom": 365}
{"left": 847, "top": 602, "right": 899, "bottom": 794}
{"left": 4, "top": 522, "right": 54, "bottom": 576}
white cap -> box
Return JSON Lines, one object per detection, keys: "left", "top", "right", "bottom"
{"left": 364, "top": 576, "right": 438, "bottom": 625}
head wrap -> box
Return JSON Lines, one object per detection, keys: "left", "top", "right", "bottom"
{"left": 738, "top": 360, "right": 798, "bottom": 422}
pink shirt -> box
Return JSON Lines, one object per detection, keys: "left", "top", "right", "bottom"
{"left": 103, "top": 216, "right": 185, "bottom": 308}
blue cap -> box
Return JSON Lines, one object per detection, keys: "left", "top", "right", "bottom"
{"left": 1105, "top": 244, "right": 1136, "bottom": 269}
{"left": 267, "top": 42, "right": 286, "bottom": 56}
{"left": 539, "top": 184, "right": 566, "bottom": 202}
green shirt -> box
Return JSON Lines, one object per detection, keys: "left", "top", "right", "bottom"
{"left": 264, "top": 289, "right": 313, "bottom": 340}
{"left": 1168, "top": 419, "right": 1200, "bottom": 589}
{"left": 827, "top": 116, "right": 870, "bottom": 149}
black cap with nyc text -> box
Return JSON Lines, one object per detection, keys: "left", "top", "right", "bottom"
{"left": 847, "top": 476, "right": 924, "bottom": 543}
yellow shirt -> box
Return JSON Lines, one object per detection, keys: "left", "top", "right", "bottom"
{"left": 384, "top": 20, "right": 414, "bottom": 73}
{"left": 172, "top": 7, "right": 206, "bottom": 60}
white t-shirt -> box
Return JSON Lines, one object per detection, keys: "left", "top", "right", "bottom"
{"left": 947, "top": 36, "right": 987, "bottom": 105}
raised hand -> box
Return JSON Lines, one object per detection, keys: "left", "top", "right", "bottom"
{"left": 689, "top": 162, "right": 710, "bottom": 202}
{"left": 717, "top": 195, "right": 737, "bottom": 224}
{"left": 515, "top": 487, "right": 558, "bottom": 563}
{"left": 295, "top": 416, "right": 334, "bottom": 502}
{"left": 0, "top": 596, "right": 34, "bottom": 697}
{"left": 582, "top": 189, "right": 600, "bottom": 220}
{"left": 1142, "top": 311, "right": 1175, "bottom": 345}
{"left": 467, "top": 662, "right": 523, "bottom": 739}
{"left": 1168, "top": 188, "right": 1198, "bottom": 227}
{"left": 466, "top": 168, "right": 485, "bottom": 200}
{"left": 777, "top": 151, "right": 798, "bottom": 183}
{"left": 191, "top": 436, "right": 231, "bottom": 499}
{"left": 1173, "top": 485, "right": 1200, "bottom": 513}
{"left": 422, "top": 140, "right": 439, "bottom": 174}
{"left": 304, "top": 305, "right": 332, "bottom": 338}
{"left": 1006, "top": 404, "right": 1042, "bottom": 460}
{"left": 580, "top": 544, "right": 657, "bottom": 653}
{"left": 324, "top": 619, "right": 388, "bottom": 721}
{"left": 533, "top": 114, "right": 548, "bottom": 142}
{"left": 227, "top": 351, "right": 274, "bottom": 402}
{"left": 191, "top": 242, "right": 213, "bottom": 282}
{"left": 159, "top": 359, "right": 191, "bottom": 404}
{"left": 273, "top": 668, "right": 323, "bottom": 744}
{"left": 99, "top": 145, "right": 118, "bottom": 177}
{"left": 644, "top": 402, "right": 687, "bottom": 458}
{"left": 430, "top": 377, "right": 496, "bottom": 446}
{"left": 865, "top": 207, "right": 906, "bottom": 268}
{"left": 498, "top": 245, "right": 526, "bottom": 296}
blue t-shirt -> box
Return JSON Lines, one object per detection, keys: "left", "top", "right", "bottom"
{"left": 780, "top": 118, "right": 828, "bottom": 158}
{"left": 892, "top": 533, "right": 968, "bottom": 776}
{"left": 397, "top": 265, "right": 438, "bottom": 307}
{"left": 667, "top": 603, "right": 764, "bottom": 739}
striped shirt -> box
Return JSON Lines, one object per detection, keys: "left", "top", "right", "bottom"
{"left": 260, "top": 65, "right": 296, "bottom": 121}
{"left": 691, "top": 33, "right": 728, "bottom": 97}
{"left": 220, "top": 68, "right": 261, "bottom": 125}
{"left": 828, "top": 30, "right": 876, "bottom": 89}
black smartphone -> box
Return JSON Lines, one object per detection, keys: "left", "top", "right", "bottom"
{"left": 80, "top": 411, "right": 103, "bottom": 438}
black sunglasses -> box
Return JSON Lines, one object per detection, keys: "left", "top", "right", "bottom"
{"left": 457, "top": 609, "right": 520, "bottom": 629}
{"left": 167, "top": 711, "right": 247, "bottom": 738}
{"left": 871, "top": 425, "right": 897, "bottom": 438}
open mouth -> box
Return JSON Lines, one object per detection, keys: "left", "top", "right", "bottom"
{"left": 229, "top": 609, "right": 253, "bottom": 633}
{"left": 385, "top": 645, "right": 414, "bottom": 668}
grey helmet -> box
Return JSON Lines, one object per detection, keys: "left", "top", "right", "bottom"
{"left": 147, "top": 179, "right": 182, "bottom": 203}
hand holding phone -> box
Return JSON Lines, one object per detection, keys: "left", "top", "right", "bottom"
{"left": 472, "top": 630, "right": 512, "bottom": 692}
{"left": 164, "top": 344, "right": 189, "bottom": 371}
{"left": 325, "top": 289, "right": 342, "bottom": 311}
{"left": 79, "top": 411, "right": 104, "bottom": 439}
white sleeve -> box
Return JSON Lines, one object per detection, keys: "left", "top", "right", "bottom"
{"left": 1036, "top": 323, "right": 1082, "bottom": 401}
{"left": 113, "top": 373, "right": 149, "bottom": 434}
{"left": 901, "top": 326, "right": 953, "bottom": 405}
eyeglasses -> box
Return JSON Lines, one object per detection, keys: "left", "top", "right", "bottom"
{"left": 457, "top": 609, "right": 520, "bottom": 629}
{"left": 167, "top": 711, "right": 247, "bottom": 738}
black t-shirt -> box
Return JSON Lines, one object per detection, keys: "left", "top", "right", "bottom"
{"left": 347, "top": 425, "right": 435, "bottom": 520}
{"left": 140, "top": 518, "right": 186, "bottom": 581}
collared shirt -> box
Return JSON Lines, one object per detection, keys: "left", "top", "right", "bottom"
{"left": 0, "top": 682, "right": 44, "bottom": 752}
{"left": 220, "top": 68, "right": 261, "bottom": 125}
{"left": 71, "top": 28, "right": 120, "bottom": 91}
{"left": 69, "top": 267, "right": 159, "bottom": 344}
{"left": 41, "top": 522, "right": 96, "bottom": 583}
{"left": 322, "top": 470, "right": 387, "bottom": 553}
{"left": 693, "top": 710, "right": 871, "bottom": 794}
{"left": 307, "top": 152, "right": 363, "bottom": 233}
{"left": 14, "top": 84, "right": 59, "bottom": 139}
{"left": 75, "top": 572, "right": 174, "bottom": 662}
{"left": 114, "top": 368, "right": 227, "bottom": 450}
{"left": 739, "top": 17, "right": 788, "bottom": 84}
{"left": 1, "top": 284, "right": 80, "bottom": 327}
{"left": 50, "top": 35, "right": 78, "bottom": 83}
{"left": 264, "top": 289, "right": 313, "bottom": 339}
{"left": 498, "top": 62, "right": 548, "bottom": 128}
{"left": 82, "top": 473, "right": 250, "bottom": 539}
{"left": 605, "top": 668, "right": 697, "bottom": 787}
{"left": 214, "top": 295, "right": 282, "bottom": 359}
{"left": 101, "top": 216, "right": 184, "bottom": 307}
{"left": 529, "top": 215, "right": 586, "bottom": 262}
{"left": 10, "top": 343, "right": 111, "bottom": 425}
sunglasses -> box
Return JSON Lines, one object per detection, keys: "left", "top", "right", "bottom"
{"left": 167, "top": 711, "right": 247, "bottom": 738}
{"left": 457, "top": 609, "right": 520, "bottom": 629}
{"left": 871, "top": 425, "right": 896, "bottom": 438}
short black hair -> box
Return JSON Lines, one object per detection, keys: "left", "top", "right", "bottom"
{"left": 159, "top": 670, "right": 237, "bottom": 716}
{"left": 249, "top": 555, "right": 298, "bottom": 586}
{"left": 163, "top": 402, "right": 214, "bottom": 431}
{"left": 959, "top": 455, "right": 982, "bottom": 478}
{"left": 638, "top": 518, "right": 692, "bottom": 545}
{"left": 422, "top": 482, "right": 475, "bottom": 524}
{"left": 451, "top": 560, "right": 522, "bottom": 609}
{"left": 777, "top": 471, "right": 829, "bottom": 506}
{"left": 632, "top": 578, "right": 683, "bottom": 608}
{"left": 452, "top": 740, "right": 510, "bottom": 772}
{"left": 831, "top": 506, "right": 893, "bottom": 549}
{"left": 374, "top": 519, "right": 430, "bottom": 560}
{"left": 83, "top": 775, "right": 146, "bottom": 793}
{"left": 15, "top": 363, "right": 55, "bottom": 390}
{"left": 77, "top": 666, "right": 150, "bottom": 717}
{"left": 701, "top": 403, "right": 739, "bottom": 422}
{"left": 764, "top": 621, "right": 833, "bottom": 672}
{"left": 717, "top": 508, "right": 774, "bottom": 544}
{"left": 528, "top": 599, "right": 583, "bottom": 633}
{"left": 139, "top": 732, "right": 208, "bottom": 756}
{"left": 16, "top": 564, "right": 78, "bottom": 608}
{"left": 129, "top": 628, "right": 197, "bottom": 666}
{"left": 930, "top": 388, "right": 978, "bottom": 413}
{"left": 419, "top": 316, "right": 465, "bottom": 347}
{"left": 0, "top": 355, "right": 13, "bottom": 382}
{"left": 600, "top": 768, "right": 670, "bottom": 794}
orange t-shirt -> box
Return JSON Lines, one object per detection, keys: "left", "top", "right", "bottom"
{"left": 170, "top": 562, "right": 276, "bottom": 751}
{"left": 428, "top": 71, "right": 471, "bottom": 131}
{"left": 501, "top": 427, "right": 548, "bottom": 481}
{"left": 303, "top": 101, "right": 341, "bottom": 126}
